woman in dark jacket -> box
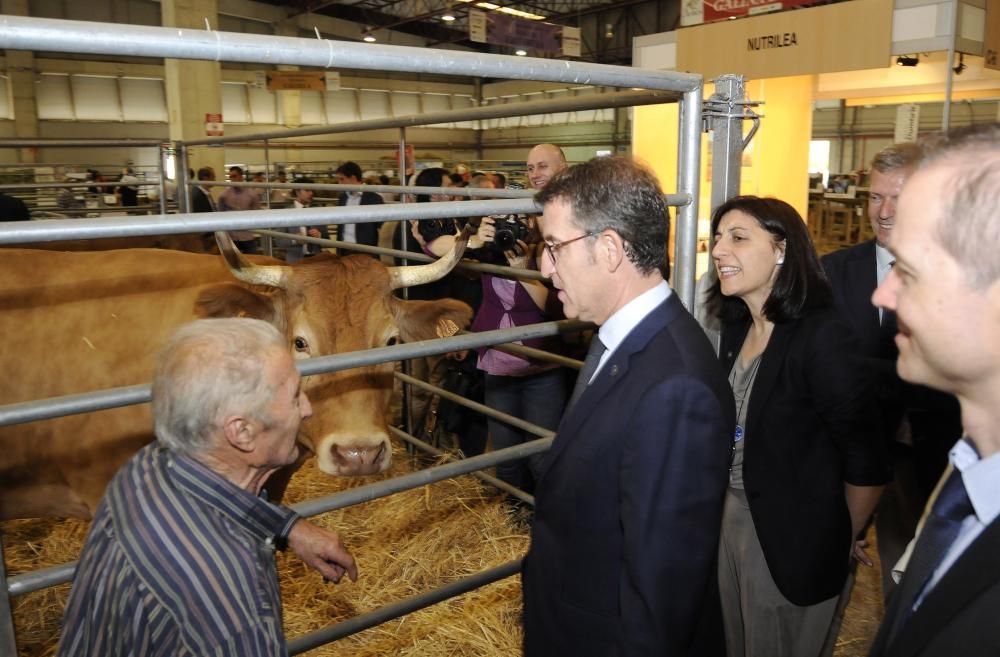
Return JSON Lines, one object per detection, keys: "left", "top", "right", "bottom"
{"left": 707, "top": 196, "right": 891, "bottom": 657}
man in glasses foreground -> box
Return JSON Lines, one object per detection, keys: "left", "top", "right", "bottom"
{"left": 521, "top": 156, "right": 735, "bottom": 656}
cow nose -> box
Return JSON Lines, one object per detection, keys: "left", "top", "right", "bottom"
{"left": 332, "top": 441, "right": 388, "bottom": 475}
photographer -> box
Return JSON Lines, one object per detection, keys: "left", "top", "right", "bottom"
{"left": 469, "top": 211, "right": 567, "bottom": 499}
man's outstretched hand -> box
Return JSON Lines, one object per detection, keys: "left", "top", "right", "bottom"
{"left": 288, "top": 520, "right": 359, "bottom": 584}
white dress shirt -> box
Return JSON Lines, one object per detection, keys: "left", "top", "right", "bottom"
{"left": 590, "top": 280, "right": 671, "bottom": 382}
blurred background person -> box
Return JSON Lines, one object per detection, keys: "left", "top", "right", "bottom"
{"left": 218, "top": 166, "right": 261, "bottom": 253}
{"left": 275, "top": 177, "right": 326, "bottom": 263}
{"left": 0, "top": 191, "right": 30, "bottom": 221}
{"left": 116, "top": 167, "right": 140, "bottom": 207}
{"left": 191, "top": 166, "right": 217, "bottom": 213}
{"left": 335, "top": 161, "right": 383, "bottom": 255}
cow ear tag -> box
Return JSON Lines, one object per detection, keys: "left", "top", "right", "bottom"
{"left": 436, "top": 319, "right": 460, "bottom": 338}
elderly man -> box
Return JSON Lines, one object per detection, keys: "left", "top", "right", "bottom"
{"left": 526, "top": 143, "right": 567, "bottom": 190}
{"left": 58, "top": 318, "right": 357, "bottom": 657}
{"left": 823, "top": 144, "right": 962, "bottom": 595}
{"left": 522, "top": 156, "right": 733, "bottom": 656}
{"left": 868, "top": 123, "right": 1000, "bottom": 656}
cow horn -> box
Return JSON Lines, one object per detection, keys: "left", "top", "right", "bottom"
{"left": 214, "top": 231, "right": 289, "bottom": 288}
{"left": 388, "top": 226, "right": 471, "bottom": 291}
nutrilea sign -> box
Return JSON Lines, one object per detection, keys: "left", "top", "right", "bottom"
{"left": 682, "top": 0, "right": 825, "bottom": 26}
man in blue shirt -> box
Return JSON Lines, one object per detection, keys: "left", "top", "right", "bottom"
{"left": 869, "top": 123, "right": 1000, "bottom": 656}
{"left": 59, "top": 318, "right": 357, "bottom": 657}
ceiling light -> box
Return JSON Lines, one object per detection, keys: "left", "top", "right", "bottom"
{"left": 455, "top": 0, "right": 545, "bottom": 21}
{"left": 515, "top": 49, "right": 527, "bottom": 56}
{"left": 441, "top": 8, "right": 456, "bottom": 21}
{"left": 895, "top": 55, "right": 918, "bottom": 67}
{"left": 363, "top": 32, "right": 376, "bottom": 42}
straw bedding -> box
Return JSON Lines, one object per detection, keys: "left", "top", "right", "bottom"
{"left": 2, "top": 446, "right": 529, "bottom": 656}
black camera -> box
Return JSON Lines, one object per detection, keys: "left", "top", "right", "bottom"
{"left": 492, "top": 215, "right": 530, "bottom": 251}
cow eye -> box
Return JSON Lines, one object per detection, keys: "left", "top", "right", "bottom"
{"left": 386, "top": 336, "right": 398, "bottom": 346}
{"left": 293, "top": 336, "right": 309, "bottom": 352}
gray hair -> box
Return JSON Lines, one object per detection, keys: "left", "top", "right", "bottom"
{"left": 871, "top": 142, "right": 923, "bottom": 174}
{"left": 152, "top": 318, "right": 285, "bottom": 455}
{"left": 921, "top": 123, "right": 1000, "bottom": 288}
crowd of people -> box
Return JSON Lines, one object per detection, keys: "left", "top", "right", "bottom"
{"left": 50, "top": 123, "right": 1000, "bottom": 657}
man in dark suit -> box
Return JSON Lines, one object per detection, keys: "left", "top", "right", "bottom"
{"left": 822, "top": 144, "right": 962, "bottom": 596}
{"left": 191, "top": 166, "right": 216, "bottom": 213}
{"left": 523, "top": 156, "right": 734, "bottom": 656}
{"left": 0, "top": 191, "right": 30, "bottom": 221}
{"left": 868, "top": 123, "right": 1000, "bottom": 657}
{"left": 334, "top": 161, "right": 382, "bottom": 253}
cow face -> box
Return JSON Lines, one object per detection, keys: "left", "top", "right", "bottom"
{"left": 194, "top": 233, "right": 472, "bottom": 478}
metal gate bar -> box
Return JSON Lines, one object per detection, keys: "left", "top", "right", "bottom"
{"left": 288, "top": 559, "right": 523, "bottom": 654}
{"left": 0, "top": 320, "right": 591, "bottom": 427}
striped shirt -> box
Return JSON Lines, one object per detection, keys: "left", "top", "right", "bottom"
{"left": 58, "top": 443, "right": 300, "bottom": 657}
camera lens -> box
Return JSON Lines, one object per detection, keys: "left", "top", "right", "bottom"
{"left": 494, "top": 229, "right": 516, "bottom": 251}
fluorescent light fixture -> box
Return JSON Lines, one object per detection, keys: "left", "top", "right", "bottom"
{"left": 456, "top": 0, "right": 545, "bottom": 20}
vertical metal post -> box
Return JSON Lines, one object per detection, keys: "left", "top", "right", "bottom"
{"left": 674, "top": 88, "right": 703, "bottom": 311}
{"left": 708, "top": 75, "right": 745, "bottom": 218}
{"left": 157, "top": 143, "right": 168, "bottom": 215}
{"left": 176, "top": 142, "right": 191, "bottom": 214}
{"left": 398, "top": 126, "right": 413, "bottom": 436}
{"left": 696, "top": 74, "right": 747, "bottom": 349}
{"left": 262, "top": 139, "right": 273, "bottom": 257}
{"left": 0, "top": 536, "right": 19, "bottom": 656}
{"left": 942, "top": 0, "right": 959, "bottom": 129}
{"left": 263, "top": 139, "right": 272, "bottom": 210}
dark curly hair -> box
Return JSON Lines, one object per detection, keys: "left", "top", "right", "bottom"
{"left": 707, "top": 196, "right": 831, "bottom": 324}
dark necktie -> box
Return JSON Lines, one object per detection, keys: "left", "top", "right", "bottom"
{"left": 566, "top": 336, "right": 606, "bottom": 414}
{"left": 889, "top": 467, "right": 974, "bottom": 640}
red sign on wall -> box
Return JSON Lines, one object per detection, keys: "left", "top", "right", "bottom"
{"left": 205, "top": 113, "right": 223, "bottom": 137}
{"left": 682, "top": 0, "right": 824, "bottom": 26}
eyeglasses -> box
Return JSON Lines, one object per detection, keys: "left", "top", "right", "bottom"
{"left": 543, "top": 231, "right": 596, "bottom": 264}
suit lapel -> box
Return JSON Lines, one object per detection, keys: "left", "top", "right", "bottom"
{"left": 743, "top": 320, "right": 796, "bottom": 440}
{"left": 890, "top": 517, "right": 1000, "bottom": 657}
{"left": 539, "top": 296, "right": 676, "bottom": 481}
{"left": 846, "top": 241, "right": 879, "bottom": 331}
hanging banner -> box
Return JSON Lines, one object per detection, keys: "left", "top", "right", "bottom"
{"left": 266, "top": 71, "right": 327, "bottom": 91}
{"left": 470, "top": 9, "right": 487, "bottom": 43}
{"left": 467, "top": 8, "right": 572, "bottom": 55}
{"left": 682, "top": 0, "right": 826, "bottom": 27}
{"left": 894, "top": 104, "right": 920, "bottom": 143}
{"left": 562, "top": 26, "right": 581, "bottom": 57}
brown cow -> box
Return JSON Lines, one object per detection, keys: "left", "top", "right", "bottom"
{"left": 0, "top": 232, "right": 472, "bottom": 519}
